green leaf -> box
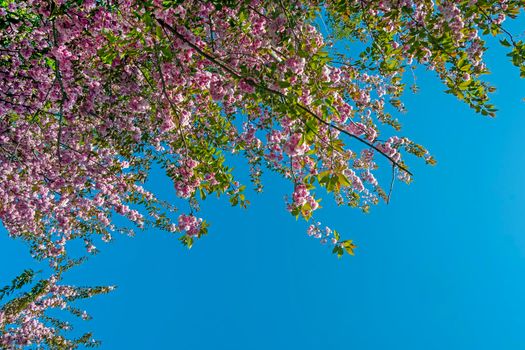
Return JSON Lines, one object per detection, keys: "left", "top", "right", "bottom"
{"left": 333, "top": 230, "right": 340, "bottom": 242}
{"left": 332, "top": 245, "right": 344, "bottom": 258}
{"left": 341, "top": 240, "right": 356, "bottom": 255}
{"left": 500, "top": 39, "right": 511, "bottom": 48}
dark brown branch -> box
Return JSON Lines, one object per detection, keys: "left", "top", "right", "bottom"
{"left": 476, "top": 5, "right": 517, "bottom": 46}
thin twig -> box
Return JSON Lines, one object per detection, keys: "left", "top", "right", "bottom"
{"left": 386, "top": 164, "right": 395, "bottom": 204}
{"left": 476, "top": 4, "right": 516, "bottom": 46}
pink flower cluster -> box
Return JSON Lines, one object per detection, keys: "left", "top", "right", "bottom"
{"left": 285, "top": 57, "right": 306, "bottom": 75}
{"left": 283, "top": 133, "right": 309, "bottom": 157}
{"left": 289, "top": 184, "right": 319, "bottom": 216}
{"left": 307, "top": 222, "right": 337, "bottom": 245}
{"left": 173, "top": 158, "right": 201, "bottom": 199}
{"left": 376, "top": 136, "right": 405, "bottom": 163}
{"left": 177, "top": 214, "right": 203, "bottom": 236}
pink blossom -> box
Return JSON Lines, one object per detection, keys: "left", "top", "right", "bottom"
{"left": 283, "top": 133, "right": 309, "bottom": 156}
{"left": 178, "top": 214, "right": 202, "bottom": 236}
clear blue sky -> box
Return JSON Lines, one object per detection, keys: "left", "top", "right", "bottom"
{"left": 2, "top": 34, "right": 525, "bottom": 350}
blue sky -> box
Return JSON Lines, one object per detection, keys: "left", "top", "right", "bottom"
{"left": 2, "top": 29, "right": 525, "bottom": 350}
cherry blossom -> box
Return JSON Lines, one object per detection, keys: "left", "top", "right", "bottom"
{"left": 1, "top": 0, "right": 522, "bottom": 264}
{"left": 1, "top": 1, "right": 525, "bottom": 345}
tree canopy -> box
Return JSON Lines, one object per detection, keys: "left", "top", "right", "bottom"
{"left": 1, "top": 0, "right": 524, "bottom": 347}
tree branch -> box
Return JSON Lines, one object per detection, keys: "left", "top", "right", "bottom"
{"left": 156, "top": 18, "right": 413, "bottom": 176}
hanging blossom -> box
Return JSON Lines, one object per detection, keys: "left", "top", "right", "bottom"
{"left": 178, "top": 214, "right": 203, "bottom": 237}
{"left": 307, "top": 222, "right": 356, "bottom": 257}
